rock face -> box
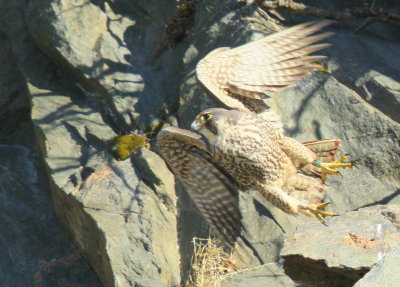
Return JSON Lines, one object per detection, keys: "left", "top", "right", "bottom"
{"left": 0, "top": 144, "right": 101, "bottom": 286}
{"left": 3, "top": 0, "right": 181, "bottom": 286}
{"left": 354, "top": 245, "right": 400, "bottom": 287}
{"left": 1, "top": 0, "right": 399, "bottom": 286}
{"left": 224, "top": 263, "right": 297, "bottom": 287}
{"left": 282, "top": 205, "right": 400, "bottom": 287}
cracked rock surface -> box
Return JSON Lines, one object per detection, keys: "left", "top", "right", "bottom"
{"left": 1, "top": 0, "right": 399, "bottom": 286}
{"left": 282, "top": 205, "right": 400, "bottom": 287}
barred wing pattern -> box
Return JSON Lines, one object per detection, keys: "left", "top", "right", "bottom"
{"left": 197, "top": 21, "right": 333, "bottom": 112}
{"left": 157, "top": 127, "right": 242, "bottom": 242}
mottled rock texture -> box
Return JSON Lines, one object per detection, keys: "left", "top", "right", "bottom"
{"left": 354, "top": 245, "right": 400, "bottom": 287}
{"left": 224, "top": 263, "right": 298, "bottom": 287}
{"left": 1, "top": 0, "right": 399, "bottom": 286}
{"left": 282, "top": 205, "right": 400, "bottom": 287}
{"left": 2, "top": 0, "right": 181, "bottom": 286}
{"left": 0, "top": 145, "right": 101, "bottom": 286}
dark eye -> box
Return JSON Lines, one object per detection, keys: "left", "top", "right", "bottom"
{"left": 201, "top": 113, "right": 212, "bottom": 121}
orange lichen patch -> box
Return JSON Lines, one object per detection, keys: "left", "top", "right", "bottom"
{"left": 34, "top": 251, "right": 81, "bottom": 287}
{"left": 343, "top": 233, "right": 376, "bottom": 249}
{"left": 71, "top": 164, "right": 113, "bottom": 195}
{"left": 83, "top": 164, "right": 113, "bottom": 187}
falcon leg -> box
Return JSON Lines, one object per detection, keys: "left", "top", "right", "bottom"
{"left": 284, "top": 173, "right": 325, "bottom": 193}
{"left": 300, "top": 202, "right": 336, "bottom": 223}
{"left": 279, "top": 137, "right": 353, "bottom": 181}
{"left": 313, "top": 155, "right": 353, "bottom": 181}
{"left": 260, "top": 184, "right": 334, "bottom": 223}
{"left": 259, "top": 185, "right": 302, "bottom": 215}
{"left": 278, "top": 137, "right": 317, "bottom": 164}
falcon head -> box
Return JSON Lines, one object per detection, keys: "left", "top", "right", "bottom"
{"left": 191, "top": 108, "right": 239, "bottom": 143}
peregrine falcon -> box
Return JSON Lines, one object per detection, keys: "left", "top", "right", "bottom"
{"left": 158, "top": 21, "right": 352, "bottom": 241}
{"left": 190, "top": 108, "right": 351, "bottom": 218}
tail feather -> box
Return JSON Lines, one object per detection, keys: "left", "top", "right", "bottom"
{"left": 302, "top": 139, "right": 341, "bottom": 163}
{"left": 286, "top": 139, "right": 343, "bottom": 217}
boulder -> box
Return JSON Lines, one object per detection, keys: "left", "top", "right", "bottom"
{"left": 0, "top": 144, "right": 101, "bottom": 286}
{"left": 3, "top": 0, "right": 181, "bottom": 286}
{"left": 281, "top": 205, "right": 400, "bottom": 287}
{"left": 353, "top": 245, "right": 400, "bottom": 287}
{"left": 26, "top": 0, "right": 174, "bottom": 127}
{"left": 225, "top": 263, "right": 297, "bottom": 287}
{"left": 29, "top": 85, "right": 181, "bottom": 286}
{"left": 1, "top": 0, "right": 399, "bottom": 285}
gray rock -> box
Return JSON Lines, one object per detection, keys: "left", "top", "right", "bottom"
{"left": 274, "top": 73, "right": 400, "bottom": 214}
{"left": 232, "top": 192, "right": 300, "bottom": 266}
{"left": 29, "top": 88, "right": 180, "bottom": 286}
{"left": 0, "top": 8, "right": 33, "bottom": 147}
{"left": 281, "top": 205, "right": 400, "bottom": 287}
{"left": 3, "top": 0, "right": 182, "bottom": 285}
{"left": 2, "top": 0, "right": 400, "bottom": 285}
{"left": 132, "top": 147, "right": 176, "bottom": 213}
{"left": 27, "top": 0, "right": 182, "bottom": 127}
{"left": 354, "top": 245, "right": 400, "bottom": 287}
{"left": 224, "top": 263, "right": 298, "bottom": 287}
{"left": 274, "top": 21, "right": 400, "bottom": 214}
{"left": 0, "top": 1, "right": 101, "bottom": 285}
{"left": 0, "top": 144, "right": 101, "bottom": 286}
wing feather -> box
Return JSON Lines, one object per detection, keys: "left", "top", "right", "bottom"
{"left": 196, "top": 20, "right": 333, "bottom": 111}
{"left": 157, "top": 127, "right": 243, "bottom": 242}
{"left": 302, "top": 139, "right": 342, "bottom": 163}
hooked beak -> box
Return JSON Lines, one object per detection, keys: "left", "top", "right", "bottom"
{"left": 191, "top": 121, "right": 201, "bottom": 132}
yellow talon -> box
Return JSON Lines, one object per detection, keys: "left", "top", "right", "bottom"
{"left": 307, "top": 203, "right": 336, "bottom": 223}
{"left": 314, "top": 155, "right": 353, "bottom": 182}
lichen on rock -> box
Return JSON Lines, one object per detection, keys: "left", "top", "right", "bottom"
{"left": 1, "top": 0, "right": 399, "bottom": 286}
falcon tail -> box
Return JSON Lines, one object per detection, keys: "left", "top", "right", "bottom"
{"left": 302, "top": 139, "right": 341, "bottom": 163}
{"left": 289, "top": 139, "right": 342, "bottom": 217}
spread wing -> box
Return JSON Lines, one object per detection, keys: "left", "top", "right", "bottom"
{"left": 157, "top": 126, "right": 243, "bottom": 242}
{"left": 196, "top": 21, "right": 333, "bottom": 113}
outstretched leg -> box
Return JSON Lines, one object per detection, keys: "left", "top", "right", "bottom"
{"left": 258, "top": 184, "right": 302, "bottom": 215}
{"left": 313, "top": 155, "right": 353, "bottom": 181}
{"left": 259, "top": 183, "right": 335, "bottom": 223}
{"left": 278, "top": 137, "right": 353, "bottom": 181}
{"left": 304, "top": 203, "right": 336, "bottom": 223}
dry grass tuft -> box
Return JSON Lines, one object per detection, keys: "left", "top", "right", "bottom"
{"left": 187, "top": 237, "right": 239, "bottom": 287}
